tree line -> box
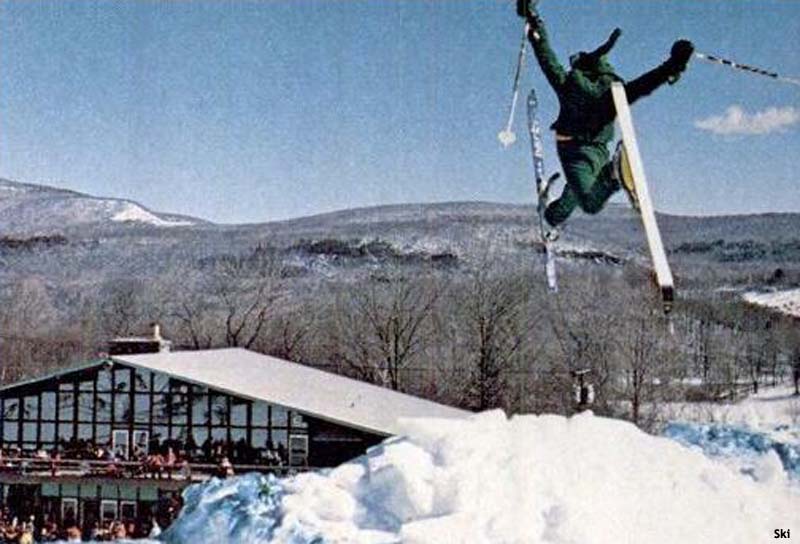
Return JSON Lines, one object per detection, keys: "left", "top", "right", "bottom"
{"left": 2, "top": 257, "right": 798, "bottom": 432}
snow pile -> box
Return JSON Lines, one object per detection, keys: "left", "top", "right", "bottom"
{"left": 160, "top": 411, "right": 798, "bottom": 544}
{"left": 158, "top": 473, "right": 285, "bottom": 542}
{"left": 744, "top": 288, "right": 800, "bottom": 317}
{"left": 112, "top": 202, "right": 193, "bottom": 227}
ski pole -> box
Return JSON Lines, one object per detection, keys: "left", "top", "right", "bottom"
{"left": 498, "top": 24, "right": 528, "bottom": 147}
{"left": 694, "top": 52, "right": 800, "bottom": 88}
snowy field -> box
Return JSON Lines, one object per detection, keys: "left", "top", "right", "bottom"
{"left": 153, "top": 397, "right": 799, "bottom": 544}
{"left": 656, "top": 384, "right": 800, "bottom": 440}
{"left": 744, "top": 288, "right": 800, "bottom": 318}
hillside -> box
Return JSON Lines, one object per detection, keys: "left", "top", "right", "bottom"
{"left": 0, "top": 178, "right": 205, "bottom": 233}
{"left": 1, "top": 179, "right": 799, "bottom": 319}
{"left": 744, "top": 288, "right": 800, "bottom": 318}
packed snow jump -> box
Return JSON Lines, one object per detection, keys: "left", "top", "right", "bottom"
{"left": 503, "top": 0, "right": 695, "bottom": 313}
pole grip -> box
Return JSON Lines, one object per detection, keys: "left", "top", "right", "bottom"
{"left": 517, "top": 0, "right": 531, "bottom": 18}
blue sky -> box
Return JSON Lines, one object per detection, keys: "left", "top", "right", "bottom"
{"left": 0, "top": 0, "right": 798, "bottom": 223}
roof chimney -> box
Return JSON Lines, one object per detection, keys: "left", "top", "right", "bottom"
{"left": 107, "top": 323, "right": 171, "bottom": 356}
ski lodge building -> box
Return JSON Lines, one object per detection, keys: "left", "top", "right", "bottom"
{"left": 0, "top": 334, "right": 466, "bottom": 531}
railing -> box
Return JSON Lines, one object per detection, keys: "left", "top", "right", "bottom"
{"left": 0, "top": 457, "right": 307, "bottom": 481}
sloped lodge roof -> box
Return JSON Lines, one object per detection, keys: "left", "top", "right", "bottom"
{"left": 1, "top": 348, "right": 469, "bottom": 436}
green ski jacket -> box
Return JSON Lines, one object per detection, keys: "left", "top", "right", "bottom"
{"left": 530, "top": 22, "right": 678, "bottom": 144}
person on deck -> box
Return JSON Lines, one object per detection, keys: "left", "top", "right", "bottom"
{"left": 524, "top": 8, "right": 694, "bottom": 230}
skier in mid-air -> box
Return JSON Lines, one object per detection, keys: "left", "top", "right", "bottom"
{"left": 524, "top": 8, "right": 694, "bottom": 231}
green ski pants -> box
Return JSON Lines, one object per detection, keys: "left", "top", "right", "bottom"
{"left": 544, "top": 141, "right": 619, "bottom": 227}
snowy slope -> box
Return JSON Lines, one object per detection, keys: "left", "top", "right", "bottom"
{"left": 656, "top": 384, "right": 800, "bottom": 448}
{"left": 658, "top": 385, "right": 800, "bottom": 430}
{"left": 0, "top": 178, "right": 202, "bottom": 233}
{"left": 159, "top": 411, "right": 798, "bottom": 544}
{"left": 3, "top": 178, "right": 800, "bottom": 295}
{"left": 111, "top": 202, "right": 193, "bottom": 227}
{"left": 744, "top": 288, "right": 800, "bottom": 318}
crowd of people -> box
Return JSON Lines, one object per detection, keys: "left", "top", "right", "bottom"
{"left": 49, "top": 434, "right": 290, "bottom": 467}
{"left": 0, "top": 434, "right": 292, "bottom": 480}
{"left": 0, "top": 512, "right": 167, "bottom": 542}
{"left": 144, "top": 435, "right": 290, "bottom": 467}
{"left": 0, "top": 510, "right": 35, "bottom": 544}
{"left": 0, "top": 434, "right": 299, "bottom": 541}
{"left": 0, "top": 499, "right": 181, "bottom": 542}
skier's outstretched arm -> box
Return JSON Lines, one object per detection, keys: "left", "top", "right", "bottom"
{"left": 526, "top": 12, "right": 567, "bottom": 91}
{"left": 625, "top": 40, "right": 694, "bottom": 104}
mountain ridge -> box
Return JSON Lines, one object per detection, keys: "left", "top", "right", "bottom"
{"left": 1, "top": 179, "right": 799, "bottom": 319}
{"left": 5, "top": 177, "right": 800, "bottom": 232}
{"left": 0, "top": 178, "right": 208, "bottom": 233}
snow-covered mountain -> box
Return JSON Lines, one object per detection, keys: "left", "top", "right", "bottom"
{"left": 0, "top": 178, "right": 205, "bottom": 233}
{"left": 1, "top": 179, "right": 800, "bottom": 319}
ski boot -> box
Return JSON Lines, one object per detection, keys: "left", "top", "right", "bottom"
{"left": 544, "top": 227, "right": 560, "bottom": 243}
{"left": 540, "top": 173, "right": 562, "bottom": 242}
{"left": 613, "top": 141, "right": 640, "bottom": 213}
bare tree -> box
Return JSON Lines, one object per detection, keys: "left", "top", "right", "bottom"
{"left": 458, "top": 270, "right": 528, "bottom": 411}
{"left": 327, "top": 274, "right": 439, "bottom": 391}
{"left": 256, "top": 299, "right": 318, "bottom": 362}
{"left": 212, "top": 264, "right": 278, "bottom": 348}
{"left": 608, "top": 285, "right": 689, "bottom": 429}
{"left": 544, "top": 271, "right": 623, "bottom": 413}
{"left": 96, "top": 278, "right": 150, "bottom": 338}
{"left": 160, "top": 257, "right": 283, "bottom": 350}
{"left": 792, "top": 344, "right": 800, "bottom": 397}
{"left": 0, "top": 278, "right": 62, "bottom": 383}
{"left": 737, "top": 314, "right": 772, "bottom": 396}
{"left": 617, "top": 315, "right": 661, "bottom": 425}
{"left": 161, "top": 269, "right": 217, "bottom": 349}
{"left": 716, "top": 325, "right": 745, "bottom": 400}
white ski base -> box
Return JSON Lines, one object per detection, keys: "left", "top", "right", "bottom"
{"left": 539, "top": 206, "right": 558, "bottom": 293}
{"left": 611, "top": 82, "right": 675, "bottom": 313}
{"left": 527, "top": 89, "right": 558, "bottom": 293}
{"left": 545, "top": 248, "right": 557, "bottom": 291}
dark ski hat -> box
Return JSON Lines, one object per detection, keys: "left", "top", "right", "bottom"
{"left": 570, "top": 28, "right": 622, "bottom": 76}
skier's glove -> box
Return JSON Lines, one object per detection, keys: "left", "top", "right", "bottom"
{"left": 666, "top": 39, "right": 694, "bottom": 83}
{"left": 526, "top": 12, "right": 543, "bottom": 32}
{"left": 668, "top": 40, "right": 694, "bottom": 72}
{"left": 526, "top": 12, "right": 544, "bottom": 41}
{"left": 517, "top": 0, "right": 537, "bottom": 18}
{"left": 670, "top": 39, "right": 694, "bottom": 67}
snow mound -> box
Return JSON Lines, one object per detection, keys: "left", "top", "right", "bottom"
{"left": 744, "top": 288, "right": 800, "bottom": 317}
{"left": 160, "top": 411, "right": 798, "bottom": 544}
{"left": 159, "top": 472, "right": 285, "bottom": 542}
{"left": 112, "top": 202, "right": 193, "bottom": 227}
